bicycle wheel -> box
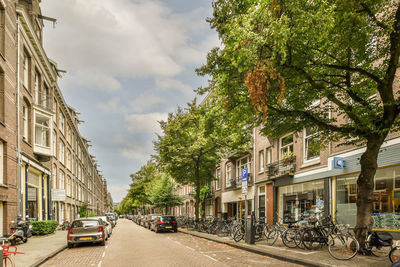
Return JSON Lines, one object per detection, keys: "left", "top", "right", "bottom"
{"left": 370, "top": 245, "right": 393, "bottom": 257}
{"left": 294, "top": 228, "right": 305, "bottom": 248}
{"left": 328, "top": 233, "right": 359, "bottom": 260}
{"left": 233, "top": 226, "right": 244, "bottom": 242}
{"left": 4, "top": 255, "right": 15, "bottom": 267}
{"left": 389, "top": 247, "right": 400, "bottom": 263}
{"left": 282, "top": 228, "right": 297, "bottom": 248}
{"left": 302, "top": 229, "right": 321, "bottom": 250}
{"left": 266, "top": 228, "right": 279, "bottom": 246}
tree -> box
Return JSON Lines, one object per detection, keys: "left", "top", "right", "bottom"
{"left": 155, "top": 101, "right": 238, "bottom": 219}
{"left": 199, "top": 0, "right": 400, "bottom": 250}
{"left": 79, "top": 203, "right": 88, "bottom": 218}
{"left": 149, "top": 175, "right": 183, "bottom": 214}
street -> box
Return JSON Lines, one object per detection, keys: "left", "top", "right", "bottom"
{"left": 41, "top": 219, "right": 303, "bottom": 267}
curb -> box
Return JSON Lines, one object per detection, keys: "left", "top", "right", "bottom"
{"left": 179, "top": 229, "right": 335, "bottom": 267}
{"left": 30, "top": 245, "right": 68, "bottom": 267}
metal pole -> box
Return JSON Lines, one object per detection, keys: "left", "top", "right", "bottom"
{"left": 16, "top": 15, "right": 22, "bottom": 218}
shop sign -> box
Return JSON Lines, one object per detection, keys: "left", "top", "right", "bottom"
{"left": 52, "top": 189, "right": 66, "bottom": 201}
{"left": 28, "top": 187, "right": 37, "bottom": 201}
{"left": 333, "top": 157, "right": 344, "bottom": 169}
{"left": 242, "top": 168, "right": 248, "bottom": 194}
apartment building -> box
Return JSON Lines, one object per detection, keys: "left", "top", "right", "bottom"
{"left": 0, "top": 0, "right": 109, "bottom": 232}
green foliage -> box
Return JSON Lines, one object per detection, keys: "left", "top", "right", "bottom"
{"left": 149, "top": 175, "right": 183, "bottom": 212}
{"left": 199, "top": 185, "right": 211, "bottom": 202}
{"left": 31, "top": 220, "right": 58, "bottom": 235}
{"left": 79, "top": 203, "right": 88, "bottom": 218}
{"left": 88, "top": 211, "right": 98, "bottom": 217}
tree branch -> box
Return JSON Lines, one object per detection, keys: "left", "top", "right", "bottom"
{"left": 359, "top": 3, "right": 389, "bottom": 30}
{"left": 321, "top": 64, "right": 383, "bottom": 86}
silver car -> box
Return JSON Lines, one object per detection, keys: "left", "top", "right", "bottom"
{"left": 91, "top": 216, "right": 112, "bottom": 239}
{"left": 67, "top": 218, "right": 106, "bottom": 248}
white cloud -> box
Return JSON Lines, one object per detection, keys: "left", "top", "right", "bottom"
{"left": 124, "top": 112, "right": 167, "bottom": 134}
{"left": 108, "top": 184, "right": 130, "bottom": 203}
{"left": 120, "top": 141, "right": 154, "bottom": 162}
{"left": 42, "top": 0, "right": 217, "bottom": 92}
{"left": 155, "top": 78, "right": 194, "bottom": 98}
{"left": 96, "top": 97, "right": 122, "bottom": 113}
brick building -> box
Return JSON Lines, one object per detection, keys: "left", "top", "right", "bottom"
{"left": 0, "top": 0, "right": 110, "bottom": 235}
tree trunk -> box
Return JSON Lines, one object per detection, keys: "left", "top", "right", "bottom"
{"left": 355, "top": 138, "right": 384, "bottom": 253}
{"left": 195, "top": 183, "right": 200, "bottom": 220}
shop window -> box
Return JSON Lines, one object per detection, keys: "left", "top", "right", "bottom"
{"left": 280, "top": 135, "right": 293, "bottom": 159}
{"left": 215, "top": 168, "right": 221, "bottom": 190}
{"left": 278, "top": 180, "right": 324, "bottom": 221}
{"left": 336, "top": 166, "right": 400, "bottom": 230}
{"left": 304, "top": 127, "right": 320, "bottom": 161}
{"left": 225, "top": 163, "right": 232, "bottom": 187}
{"left": 34, "top": 114, "right": 50, "bottom": 147}
{"left": 259, "top": 150, "right": 265, "bottom": 172}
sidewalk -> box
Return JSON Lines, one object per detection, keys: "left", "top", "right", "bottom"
{"left": 12, "top": 230, "right": 67, "bottom": 267}
{"left": 179, "top": 228, "right": 390, "bottom": 267}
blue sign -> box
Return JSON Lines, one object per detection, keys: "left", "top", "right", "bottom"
{"left": 333, "top": 157, "right": 344, "bottom": 169}
{"left": 242, "top": 168, "right": 248, "bottom": 182}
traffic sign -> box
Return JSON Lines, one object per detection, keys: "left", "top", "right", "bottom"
{"left": 242, "top": 168, "right": 248, "bottom": 194}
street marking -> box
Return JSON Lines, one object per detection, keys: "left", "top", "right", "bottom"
{"left": 204, "top": 254, "right": 218, "bottom": 262}
{"left": 102, "top": 252, "right": 106, "bottom": 258}
{"left": 259, "top": 245, "right": 316, "bottom": 255}
{"left": 106, "top": 245, "right": 108, "bottom": 249}
{"left": 185, "top": 245, "right": 195, "bottom": 251}
{"left": 173, "top": 240, "right": 195, "bottom": 251}
{"left": 97, "top": 260, "right": 102, "bottom": 267}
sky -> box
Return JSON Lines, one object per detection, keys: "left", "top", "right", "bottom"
{"left": 40, "top": 0, "right": 218, "bottom": 202}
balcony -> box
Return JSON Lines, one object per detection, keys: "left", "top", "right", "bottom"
{"left": 34, "top": 90, "right": 53, "bottom": 111}
{"left": 266, "top": 156, "right": 296, "bottom": 179}
{"left": 228, "top": 174, "right": 253, "bottom": 189}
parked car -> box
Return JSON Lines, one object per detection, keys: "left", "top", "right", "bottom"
{"left": 67, "top": 218, "right": 106, "bottom": 248}
{"left": 105, "top": 213, "right": 116, "bottom": 228}
{"left": 91, "top": 216, "right": 112, "bottom": 239}
{"left": 146, "top": 214, "right": 161, "bottom": 230}
{"left": 151, "top": 215, "right": 178, "bottom": 233}
{"left": 141, "top": 215, "right": 148, "bottom": 227}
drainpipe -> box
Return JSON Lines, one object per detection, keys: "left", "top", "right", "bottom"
{"left": 16, "top": 15, "right": 22, "bottom": 218}
{"left": 253, "top": 127, "right": 257, "bottom": 216}
{"left": 25, "top": 163, "right": 29, "bottom": 219}
{"left": 42, "top": 173, "right": 45, "bottom": 220}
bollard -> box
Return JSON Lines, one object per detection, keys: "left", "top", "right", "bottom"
{"left": 245, "top": 211, "right": 256, "bottom": 244}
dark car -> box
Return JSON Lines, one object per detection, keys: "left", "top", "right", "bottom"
{"left": 151, "top": 215, "right": 177, "bottom": 233}
{"left": 67, "top": 218, "right": 106, "bottom": 248}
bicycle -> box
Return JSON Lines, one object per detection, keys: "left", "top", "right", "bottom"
{"left": 2, "top": 245, "right": 24, "bottom": 267}
{"left": 365, "top": 230, "right": 393, "bottom": 257}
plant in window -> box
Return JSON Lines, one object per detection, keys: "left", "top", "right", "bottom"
{"left": 281, "top": 151, "right": 294, "bottom": 164}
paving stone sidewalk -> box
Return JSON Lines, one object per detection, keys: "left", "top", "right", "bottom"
{"left": 179, "top": 228, "right": 392, "bottom": 267}
{"left": 10, "top": 230, "right": 67, "bottom": 267}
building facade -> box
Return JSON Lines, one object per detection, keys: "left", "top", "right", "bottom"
{"left": 0, "top": 0, "right": 109, "bottom": 235}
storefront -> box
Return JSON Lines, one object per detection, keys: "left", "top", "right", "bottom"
{"left": 277, "top": 179, "right": 327, "bottom": 221}
{"left": 335, "top": 165, "right": 400, "bottom": 230}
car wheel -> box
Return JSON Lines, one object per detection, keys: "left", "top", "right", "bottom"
{"left": 23, "top": 237, "right": 28, "bottom": 243}
{"left": 173, "top": 229, "right": 177, "bottom": 233}
{"left": 100, "top": 239, "right": 105, "bottom": 246}
{"left": 67, "top": 243, "right": 74, "bottom": 249}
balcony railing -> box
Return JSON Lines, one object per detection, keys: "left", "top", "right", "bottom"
{"left": 266, "top": 156, "right": 296, "bottom": 179}
{"left": 228, "top": 174, "right": 253, "bottom": 189}
{"left": 34, "top": 90, "right": 53, "bottom": 111}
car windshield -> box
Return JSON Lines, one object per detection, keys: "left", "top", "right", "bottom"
{"left": 72, "top": 220, "right": 99, "bottom": 228}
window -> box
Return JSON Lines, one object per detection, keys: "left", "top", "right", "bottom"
{"left": 22, "top": 104, "right": 29, "bottom": 140}
{"left": 266, "top": 148, "right": 272, "bottom": 164}
{"left": 304, "top": 127, "right": 320, "bottom": 161}
{"left": 259, "top": 150, "right": 265, "bottom": 172}
{"left": 216, "top": 168, "right": 221, "bottom": 190}
{"left": 59, "top": 140, "right": 65, "bottom": 164}
{"left": 67, "top": 150, "right": 71, "bottom": 170}
{"left": 78, "top": 185, "right": 81, "bottom": 201}
{"left": 226, "top": 163, "right": 232, "bottom": 187}
{"left": 67, "top": 126, "right": 71, "bottom": 144}
{"left": 53, "top": 98, "right": 57, "bottom": 114}
{"left": 52, "top": 164, "right": 57, "bottom": 189}
{"left": 0, "top": 141, "right": 3, "bottom": 184}
{"left": 236, "top": 156, "right": 250, "bottom": 176}
{"left": 52, "top": 131, "right": 57, "bottom": 156}
{"left": 0, "top": 6, "right": 5, "bottom": 56}
{"left": 280, "top": 135, "right": 293, "bottom": 159}
{"left": 34, "top": 71, "right": 40, "bottom": 105}
{"left": 67, "top": 176, "right": 71, "bottom": 197}
{"left": 59, "top": 170, "right": 65, "bottom": 190}
{"left": 59, "top": 111, "right": 65, "bottom": 134}
{"left": 23, "top": 51, "right": 30, "bottom": 90}
{"left": 0, "top": 68, "right": 4, "bottom": 122}
{"left": 34, "top": 114, "right": 50, "bottom": 147}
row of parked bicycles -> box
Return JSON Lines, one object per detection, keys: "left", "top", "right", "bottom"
{"left": 176, "top": 210, "right": 400, "bottom": 263}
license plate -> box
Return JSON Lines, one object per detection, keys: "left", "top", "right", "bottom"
{"left": 166, "top": 226, "right": 172, "bottom": 229}
{"left": 80, "top": 237, "right": 92, "bottom": 241}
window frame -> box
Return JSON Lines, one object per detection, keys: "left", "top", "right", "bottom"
{"left": 258, "top": 150, "right": 265, "bottom": 173}
{"left": 225, "top": 163, "right": 232, "bottom": 188}
{"left": 279, "top": 134, "right": 294, "bottom": 160}
{"left": 303, "top": 127, "right": 320, "bottom": 162}
{"left": 215, "top": 167, "right": 221, "bottom": 190}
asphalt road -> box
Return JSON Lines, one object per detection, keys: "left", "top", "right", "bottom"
{"left": 42, "top": 218, "right": 303, "bottom": 267}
